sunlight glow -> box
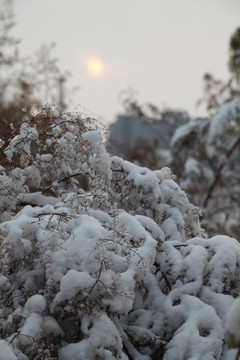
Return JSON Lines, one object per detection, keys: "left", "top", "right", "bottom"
{"left": 87, "top": 57, "right": 105, "bottom": 77}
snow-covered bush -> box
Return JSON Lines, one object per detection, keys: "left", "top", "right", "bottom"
{"left": 170, "top": 96, "right": 240, "bottom": 239}
{"left": 110, "top": 95, "right": 240, "bottom": 240}
{"left": 0, "top": 108, "right": 240, "bottom": 359}
{"left": 0, "top": 107, "right": 108, "bottom": 222}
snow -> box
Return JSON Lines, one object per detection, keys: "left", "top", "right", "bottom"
{"left": 24, "top": 166, "right": 41, "bottom": 190}
{"left": 82, "top": 130, "right": 102, "bottom": 148}
{"left": 0, "top": 274, "right": 11, "bottom": 291}
{"left": 188, "top": 236, "right": 240, "bottom": 294}
{"left": 19, "top": 313, "right": 43, "bottom": 345}
{"left": 103, "top": 269, "right": 136, "bottom": 313}
{"left": 135, "top": 214, "right": 165, "bottom": 243}
{"left": 164, "top": 295, "right": 223, "bottom": 360}
{"left": 53, "top": 270, "right": 95, "bottom": 305}
{"left": 208, "top": 97, "right": 240, "bottom": 144}
{"left": 127, "top": 166, "right": 161, "bottom": 196}
{"left": 18, "top": 192, "right": 59, "bottom": 207}
{"left": 88, "top": 209, "right": 113, "bottom": 224}
{"left": 206, "top": 97, "right": 240, "bottom": 160}
{"left": 225, "top": 298, "right": 240, "bottom": 348}
{"left": 4, "top": 149, "right": 13, "bottom": 162}
{"left": 171, "top": 121, "right": 197, "bottom": 146}
{"left": 0, "top": 340, "right": 17, "bottom": 360}
{"left": 59, "top": 313, "right": 126, "bottom": 360}
{"left": 24, "top": 295, "right": 46, "bottom": 315}
{"left": 42, "top": 316, "right": 64, "bottom": 336}
{"left": 40, "top": 154, "right": 52, "bottom": 162}
{"left": 0, "top": 108, "right": 240, "bottom": 359}
{"left": 184, "top": 157, "right": 201, "bottom": 176}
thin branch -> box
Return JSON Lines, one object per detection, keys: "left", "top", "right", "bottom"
{"left": 36, "top": 212, "right": 75, "bottom": 219}
{"left": 112, "top": 169, "right": 124, "bottom": 173}
{"left": 41, "top": 172, "right": 89, "bottom": 194}
{"left": 58, "top": 172, "right": 88, "bottom": 183}
{"left": 81, "top": 260, "right": 106, "bottom": 302}
{"left": 174, "top": 244, "right": 188, "bottom": 248}
{"left": 161, "top": 272, "right": 172, "bottom": 292}
{"left": 203, "top": 135, "right": 240, "bottom": 208}
{"left": 41, "top": 184, "right": 54, "bottom": 195}
{"left": 235, "top": 348, "right": 240, "bottom": 360}
{"left": 9, "top": 332, "right": 36, "bottom": 347}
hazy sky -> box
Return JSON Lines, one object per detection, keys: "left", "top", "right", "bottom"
{"left": 14, "top": 0, "right": 240, "bottom": 123}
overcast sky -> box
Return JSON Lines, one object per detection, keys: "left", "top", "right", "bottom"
{"left": 14, "top": 0, "right": 240, "bottom": 123}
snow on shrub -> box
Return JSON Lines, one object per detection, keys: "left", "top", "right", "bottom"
{"left": 0, "top": 107, "right": 239, "bottom": 359}
{"left": 170, "top": 96, "right": 240, "bottom": 239}
{"left": 0, "top": 340, "right": 17, "bottom": 360}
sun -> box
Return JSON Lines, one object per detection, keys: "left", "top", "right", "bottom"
{"left": 87, "top": 57, "right": 105, "bottom": 77}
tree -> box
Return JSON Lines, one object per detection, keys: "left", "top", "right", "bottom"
{"left": 0, "top": 107, "right": 239, "bottom": 359}
{"left": 0, "top": 0, "right": 74, "bottom": 147}
{"left": 117, "top": 94, "right": 240, "bottom": 239}
{"left": 229, "top": 27, "right": 240, "bottom": 85}
{"left": 0, "top": 8, "right": 239, "bottom": 358}
{"left": 197, "top": 27, "right": 240, "bottom": 114}
{"left": 110, "top": 29, "right": 240, "bottom": 240}
{"left": 169, "top": 95, "right": 240, "bottom": 239}
{"left": 166, "top": 29, "right": 240, "bottom": 238}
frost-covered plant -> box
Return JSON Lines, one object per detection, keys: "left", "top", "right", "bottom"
{"left": 0, "top": 107, "right": 109, "bottom": 222}
{"left": 169, "top": 96, "right": 240, "bottom": 239}
{"left": 111, "top": 95, "right": 240, "bottom": 240}
{"left": 0, "top": 108, "right": 240, "bottom": 359}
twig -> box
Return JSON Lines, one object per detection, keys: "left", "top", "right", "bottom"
{"left": 41, "top": 172, "right": 89, "bottom": 194}
{"left": 203, "top": 135, "right": 240, "bottom": 208}
{"left": 235, "top": 348, "right": 240, "bottom": 360}
{"left": 9, "top": 332, "right": 36, "bottom": 347}
{"left": 81, "top": 260, "right": 106, "bottom": 302}
{"left": 174, "top": 244, "right": 188, "bottom": 248}
{"left": 58, "top": 172, "right": 88, "bottom": 183}
{"left": 41, "top": 184, "right": 54, "bottom": 195}
{"left": 112, "top": 169, "right": 124, "bottom": 173}
{"left": 37, "top": 212, "right": 72, "bottom": 218}
{"left": 161, "top": 272, "right": 172, "bottom": 292}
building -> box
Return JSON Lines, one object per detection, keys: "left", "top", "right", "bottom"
{"left": 108, "top": 111, "right": 189, "bottom": 157}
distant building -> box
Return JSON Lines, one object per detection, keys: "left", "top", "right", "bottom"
{"left": 108, "top": 111, "right": 189, "bottom": 156}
